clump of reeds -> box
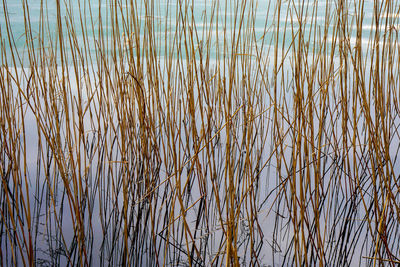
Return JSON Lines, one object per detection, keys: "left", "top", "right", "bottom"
{"left": 1, "top": 0, "right": 400, "bottom": 266}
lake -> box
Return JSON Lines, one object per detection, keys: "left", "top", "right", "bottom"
{"left": 1, "top": 0, "right": 400, "bottom": 266}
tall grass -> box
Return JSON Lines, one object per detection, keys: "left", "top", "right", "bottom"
{"left": 1, "top": 0, "right": 400, "bottom": 265}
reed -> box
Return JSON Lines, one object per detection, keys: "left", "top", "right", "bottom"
{"left": 1, "top": 0, "right": 400, "bottom": 266}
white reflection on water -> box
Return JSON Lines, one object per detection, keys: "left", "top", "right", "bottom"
{"left": 1, "top": 0, "right": 400, "bottom": 266}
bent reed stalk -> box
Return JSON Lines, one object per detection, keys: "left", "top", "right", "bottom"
{"left": 1, "top": 0, "right": 400, "bottom": 266}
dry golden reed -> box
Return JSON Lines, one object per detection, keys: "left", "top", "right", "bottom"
{"left": 1, "top": 0, "right": 400, "bottom": 266}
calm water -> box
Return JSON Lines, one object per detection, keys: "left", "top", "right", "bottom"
{"left": 2, "top": 0, "right": 400, "bottom": 266}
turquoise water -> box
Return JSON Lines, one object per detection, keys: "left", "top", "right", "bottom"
{"left": 2, "top": 1, "right": 400, "bottom": 266}
{"left": 2, "top": 0, "right": 395, "bottom": 66}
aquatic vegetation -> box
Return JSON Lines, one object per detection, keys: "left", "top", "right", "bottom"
{"left": 1, "top": 0, "right": 400, "bottom": 266}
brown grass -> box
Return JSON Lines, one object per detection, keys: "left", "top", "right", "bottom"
{"left": 1, "top": 0, "right": 400, "bottom": 266}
